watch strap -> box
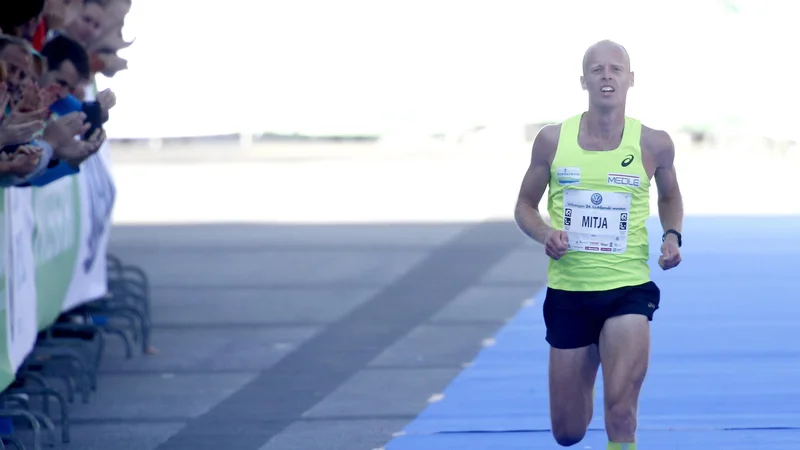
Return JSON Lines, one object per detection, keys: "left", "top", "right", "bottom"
{"left": 662, "top": 229, "right": 682, "bottom": 247}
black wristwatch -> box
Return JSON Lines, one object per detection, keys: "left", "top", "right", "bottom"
{"left": 662, "top": 229, "right": 682, "bottom": 247}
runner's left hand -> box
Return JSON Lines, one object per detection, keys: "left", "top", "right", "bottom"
{"left": 658, "top": 237, "right": 681, "bottom": 270}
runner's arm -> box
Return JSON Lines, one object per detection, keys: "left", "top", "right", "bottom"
{"left": 514, "top": 125, "right": 558, "bottom": 244}
{"left": 652, "top": 130, "right": 684, "bottom": 236}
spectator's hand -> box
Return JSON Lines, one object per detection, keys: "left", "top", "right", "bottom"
{"left": 7, "top": 84, "right": 50, "bottom": 122}
{"left": 39, "top": 84, "right": 61, "bottom": 109}
{"left": 0, "top": 118, "right": 45, "bottom": 146}
{"left": 0, "top": 84, "right": 46, "bottom": 146}
{"left": 91, "top": 31, "right": 134, "bottom": 53}
{"left": 43, "top": 111, "right": 89, "bottom": 150}
{"left": 5, "top": 107, "right": 49, "bottom": 126}
{"left": 97, "top": 89, "right": 116, "bottom": 112}
{"left": 58, "top": 127, "right": 106, "bottom": 163}
{"left": 13, "top": 83, "right": 43, "bottom": 113}
{"left": 98, "top": 53, "right": 128, "bottom": 78}
{"left": 20, "top": 82, "right": 60, "bottom": 110}
{"left": 0, "top": 145, "right": 43, "bottom": 176}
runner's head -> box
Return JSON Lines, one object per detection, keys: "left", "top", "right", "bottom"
{"left": 580, "top": 40, "right": 633, "bottom": 110}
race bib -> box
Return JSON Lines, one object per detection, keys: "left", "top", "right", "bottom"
{"left": 562, "top": 189, "right": 631, "bottom": 254}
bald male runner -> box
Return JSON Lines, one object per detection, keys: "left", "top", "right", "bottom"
{"left": 514, "top": 40, "right": 684, "bottom": 449}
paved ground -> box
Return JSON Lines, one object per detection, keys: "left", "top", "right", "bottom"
{"left": 89, "top": 220, "right": 546, "bottom": 450}
{"left": 28, "top": 140, "right": 795, "bottom": 449}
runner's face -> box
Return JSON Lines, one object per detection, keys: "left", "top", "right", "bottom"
{"left": 580, "top": 43, "right": 633, "bottom": 108}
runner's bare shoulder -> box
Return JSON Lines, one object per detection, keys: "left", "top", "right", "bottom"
{"left": 640, "top": 125, "right": 675, "bottom": 163}
{"left": 518, "top": 124, "right": 562, "bottom": 205}
{"left": 530, "top": 124, "right": 561, "bottom": 166}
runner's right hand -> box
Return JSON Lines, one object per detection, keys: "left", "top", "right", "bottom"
{"left": 544, "top": 228, "right": 569, "bottom": 260}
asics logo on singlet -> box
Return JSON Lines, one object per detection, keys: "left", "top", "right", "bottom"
{"left": 621, "top": 154, "right": 634, "bottom": 167}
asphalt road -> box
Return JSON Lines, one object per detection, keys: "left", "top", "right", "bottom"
{"left": 36, "top": 141, "right": 796, "bottom": 449}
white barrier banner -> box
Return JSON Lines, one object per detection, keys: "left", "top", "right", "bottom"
{"left": 0, "top": 143, "right": 117, "bottom": 389}
{"left": 6, "top": 188, "right": 38, "bottom": 373}
{"left": 63, "top": 144, "right": 116, "bottom": 311}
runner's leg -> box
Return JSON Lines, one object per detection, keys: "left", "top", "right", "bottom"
{"left": 543, "top": 287, "right": 606, "bottom": 446}
{"left": 599, "top": 314, "right": 650, "bottom": 444}
{"left": 549, "top": 345, "right": 600, "bottom": 446}
{"left": 599, "top": 281, "right": 660, "bottom": 445}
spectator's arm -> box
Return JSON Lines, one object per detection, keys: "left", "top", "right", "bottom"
{"left": 0, "top": 139, "right": 57, "bottom": 187}
{"left": 20, "top": 157, "right": 80, "bottom": 187}
{"left": 50, "top": 94, "right": 83, "bottom": 116}
{"left": 51, "top": 96, "right": 108, "bottom": 139}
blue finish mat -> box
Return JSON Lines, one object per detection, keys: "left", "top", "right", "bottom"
{"left": 385, "top": 216, "right": 800, "bottom": 449}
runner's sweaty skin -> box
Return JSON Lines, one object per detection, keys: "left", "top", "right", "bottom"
{"left": 513, "top": 40, "right": 684, "bottom": 446}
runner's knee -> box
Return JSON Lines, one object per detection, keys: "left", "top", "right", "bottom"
{"left": 551, "top": 412, "right": 590, "bottom": 447}
{"left": 551, "top": 425, "right": 586, "bottom": 447}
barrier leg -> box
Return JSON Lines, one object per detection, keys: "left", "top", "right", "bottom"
{"left": 1, "top": 437, "right": 22, "bottom": 449}
{"left": 0, "top": 409, "right": 41, "bottom": 450}
{"left": 48, "top": 324, "right": 105, "bottom": 391}
{"left": 5, "top": 388, "right": 68, "bottom": 444}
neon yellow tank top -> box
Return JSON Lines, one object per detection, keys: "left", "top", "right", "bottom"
{"left": 546, "top": 113, "right": 651, "bottom": 292}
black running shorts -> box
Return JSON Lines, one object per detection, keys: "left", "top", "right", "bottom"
{"left": 542, "top": 281, "right": 660, "bottom": 349}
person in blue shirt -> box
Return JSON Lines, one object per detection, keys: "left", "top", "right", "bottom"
{"left": 26, "top": 33, "right": 111, "bottom": 186}
{"left": 0, "top": 33, "right": 108, "bottom": 187}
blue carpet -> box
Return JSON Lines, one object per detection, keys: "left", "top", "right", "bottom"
{"left": 385, "top": 216, "right": 800, "bottom": 449}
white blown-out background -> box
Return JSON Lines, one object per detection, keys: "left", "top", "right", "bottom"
{"left": 101, "top": 0, "right": 798, "bottom": 141}
{"left": 99, "top": 0, "right": 799, "bottom": 225}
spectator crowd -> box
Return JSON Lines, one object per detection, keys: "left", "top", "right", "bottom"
{"left": 0, "top": 0, "right": 130, "bottom": 188}
{"left": 0, "top": 1, "right": 140, "bottom": 448}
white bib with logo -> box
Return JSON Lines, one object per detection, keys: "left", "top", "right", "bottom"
{"left": 562, "top": 189, "right": 631, "bottom": 254}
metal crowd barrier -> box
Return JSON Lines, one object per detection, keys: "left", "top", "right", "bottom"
{"left": 0, "top": 253, "right": 151, "bottom": 449}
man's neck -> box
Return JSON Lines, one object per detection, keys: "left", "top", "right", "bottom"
{"left": 584, "top": 107, "right": 626, "bottom": 140}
